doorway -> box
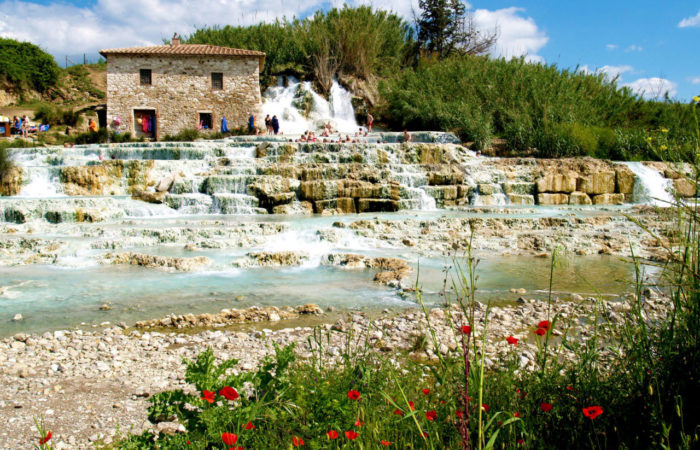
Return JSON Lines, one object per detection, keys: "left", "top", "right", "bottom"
{"left": 134, "top": 109, "right": 156, "bottom": 139}
{"left": 198, "top": 112, "right": 213, "bottom": 131}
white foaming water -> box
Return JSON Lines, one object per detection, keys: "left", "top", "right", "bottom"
{"left": 621, "top": 162, "right": 674, "bottom": 206}
{"left": 17, "top": 167, "right": 64, "bottom": 198}
{"left": 262, "top": 77, "right": 359, "bottom": 135}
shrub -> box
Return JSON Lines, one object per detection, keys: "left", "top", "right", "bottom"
{"left": 162, "top": 128, "right": 201, "bottom": 142}
{"left": 34, "top": 104, "right": 81, "bottom": 126}
{"left": 0, "top": 38, "right": 60, "bottom": 92}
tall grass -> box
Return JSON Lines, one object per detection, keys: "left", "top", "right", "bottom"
{"left": 380, "top": 56, "right": 697, "bottom": 157}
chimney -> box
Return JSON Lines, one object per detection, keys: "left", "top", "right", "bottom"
{"left": 171, "top": 32, "right": 181, "bottom": 46}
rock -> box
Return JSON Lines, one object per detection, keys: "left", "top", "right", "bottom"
{"left": 296, "top": 304, "right": 323, "bottom": 315}
{"left": 156, "top": 175, "right": 175, "bottom": 192}
{"left": 272, "top": 201, "right": 313, "bottom": 215}
{"left": 672, "top": 178, "right": 696, "bottom": 197}
{"left": 537, "top": 193, "right": 569, "bottom": 205}
{"left": 132, "top": 190, "right": 166, "bottom": 204}
{"left": 357, "top": 198, "right": 399, "bottom": 213}
{"left": 0, "top": 166, "right": 23, "bottom": 196}
{"left": 568, "top": 192, "right": 592, "bottom": 205}
{"left": 508, "top": 194, "right": 535, "bottom": 205}
{"left": 536, "top": 171, "right": 577, "bottom": 193}
{"left": 12, "top": 313, "right": 23, "bottom": 321}
{"left": 99, "top": 304, "right": 111, "bottom": 311}
{"left": 591, "top": 193, "right": 625, "bottom": 205}
{"left": 577, "top": 171, "right": 615, "bottom": 194}
{"left": 107, "top": 252, "right": 211, "bottom": 271}
{"left": 615, "top": 166, "right": 635, "bottom": 194}
{"left": 504, "top": 182, "right": 536, "bottom": 195}
{"left": 233, "top": 251, "right": 309, "bottom": 268}
{"left": 477, "top": 183, "right": 501, "bottom": 195}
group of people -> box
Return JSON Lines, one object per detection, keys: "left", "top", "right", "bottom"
{"left": 247, "top": 114, "right": 281, "bottom": 135}
{"left": 10, "top": 115, "right": 31, "bottom": 137}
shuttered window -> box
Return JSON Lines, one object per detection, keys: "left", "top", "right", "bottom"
{"left": 211, "top": 72, "right": 223, "bottom": 90}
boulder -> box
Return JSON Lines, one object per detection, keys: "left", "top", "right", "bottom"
{"left": 299, "top": 180, "right": 340, "bottom": 201}
{"left": 314, "top": 198, "right": 356, "bottom": 214}
{"left": 357, "top": 198, "right": 398, "bottom": 213}
{"left": 591, "top": 193, "right": 625, "bottom": 205}
{"left": 107, "top": 252, "right": 211, "bottom": 271}
{"left": 132, "top": 190, "right": 166, "bottom": 204}
{"left": 0, "top": 166, "right": 22, "bottom": 196}
{"left": 234, "top": 251, "right": 308, "bottom": 268}
{"left": 577, "top": 171, "right": 615, "bottom": 194}
{"left": 536, "top": 171, "right": 577, "bottom": 193}
{"left": 428, "top": 170, "right": 464, "bottom": 186}
{"left": 503, "top": 182, "right": 536, "bottom": 195}
{"left": 508, "top": 194, "right": 535, "bottom": 205}
{"left": 156, "top": 175, "right": 175, "bottom": 192}
{"left": 537, "top": 193, "right": 570, "bottom": 205}
{"left": 672, "top": 178, "right": 696, "bottom": 197}
{"left": 614, "top": 166, "right": 635, "bottom": 194}
{"left": 477, "top": 183, "right": 501, "bottom": 195}
{"left": 569, "top": 192, "right": 592, "bottom": 205}
{"left": 272, "top": 201, "right": 314, "bottom": 215}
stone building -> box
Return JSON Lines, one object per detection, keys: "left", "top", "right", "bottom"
{"left": 99, "top": 35, "right": 265, "bottom": 140}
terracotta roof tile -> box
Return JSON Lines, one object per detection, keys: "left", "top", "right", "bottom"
{"left": 99, "top": 44, "right": 265, "bottom": 57}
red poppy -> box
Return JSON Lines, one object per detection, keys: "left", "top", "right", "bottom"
{"left": 517, "top": 438, "right": 524, "bottom": 445}
{"left": 537, "top": 320, "right": 551, "bottom": 330}
{"left": 566, "top": 385, "right": 574, "bottom": 391}
{"left": 457, "top": 410, "right": 464, "bottom": 418}
{"left": 514, "top": 411, "right": 521, "bottom": 417}
{"left": 221, "top": 433, "right": 238, "bottom": 446}
{"left": 348, "top": 390, "right": 361, "bottom": 400}
{"left": 440, "top": 400, "right": 446, "bottom": 404}
{"left": 201, "top": 390, "right": 215, "bottom": 403}
{"left": 421, "top": 432, "right": 429, "bottom": 438}
{"left": 540, "top": 402, "right": 553, "bottom": 412}
{"left": 534, "top": 328, "right": 546, "bottom": 336}
{"left": 506, "top": 336, "right": 518, "bottom": 345}
{"left": 186, "top": 441, "right": 191, "bottom": 445}
{"left": 482, "top": 404, "right": 490, "bottom": 412}
{"left": 244, "top": 421, "right": 255, "bottom": 430}
{"left": 409, "top": 401, "right": 415, "bottom": 411}
{"left": 219, "top": 386, "right": 239, "bottom": 401}
{"left": 354, "top": 420, "right": 365, "bottom": 427}
{"left": 426, "top": 410, "right": 437, "bottom": 421}
{"left": 393, "top": 409, "right": 404, "bottom": 416}
{"left": 381, "top": 440, "right": 392, "bottom": 446}
{"left": 422, "top": 388, "right": 430, "bottom": 395}
{"left": 460, "top": 325, "right": 472, "bottom": 334}
{"left": 327, "top": 430, "right": 339, "bottom": 440}
{"left": 345, "top": 430, "right": 359, "bottom": 440}
{"left": 39, "top": 432, "right": 52, "bottom": 445}
{"left": 583, "top": 406, "right": 604, "bottom": 420}
{"left": 292, "top": 436, "right": 305, "bottom": 447}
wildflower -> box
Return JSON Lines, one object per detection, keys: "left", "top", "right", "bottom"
{"left": 292, "top": 436, "right": 305, "bottom": 447}
{"left": 460, "top": 325, "right": 472, "bottom": 334}
{"left": 426, "top": 410, "right": 437, "bottom": 421}
{"left": 661, "top": 145, "right": 668, "bottom": 151}
{"left": 221, "top": 433, "right": 238, "bottom": 446}
{"left": 518, "top": 438, "right": 524, "bottom": 445}
{"left": 514, "top": 411, "right": 521, "bottom": 417}
{"left": 582, "top": 406, "right": 604, "bottom": 420}
{"left": 534, "top": 328, "right": 546, "bottom": 336}
{"left": 345, "top": 430, "right": 359, "bottom": 440}
{"left": 482, "top": 404, "right": 490, "bottom": 412}
{"left": 422, "top": 388, "right": 430, "bottom": 395}
{"left": 439, "top": 400, "right": 446, "bottom": 404}
{"left": 354, "top": 419, "right": 365, "bottom": 427}
{"left": 39, "top": 432, "right": 52, "bottom": 445}
{"left": 327, "top": 430, "right": 339, "bottom": 440}
{"left": 393, "top": 409, "right": 404, "bottom": 416}
{"left": 244, "top": 421, "right": 255, "bottom": 430}
{"left": 661, "top": 128, "right": 669, "bottom": 133}
{"left": 421, "top": 431, "right": 429, "bottom": 438}
{"left": 219, "top": 386, "right": 239, "bottom": 401}
{"left": 409, "top": 401, "right": 415, "bottom": 410}
{"left": 537, "top": 320, "right": 551, "bottom": 330}
{"left": 541, "top": 402, "right": 553, "bottom": 412}
{"left": 646, "top": 136, "right": 653, "bottom": 142}
{"left": 347, "top": 390, "right": 361, "bottom": 400}
{"left": 506, "top": 336, "right": 518, "bottom": 345}
{"left": 693, "top": 95, "right": 700, "bottom": 103}
{"left": 201, "top": 390, "right": 215, "bottom": 403}
{"left": 566, "top": 386, "right": 574, "bottom": 391}
{"left": 381, "top": 440, "right": 393, "bottom": 446}
{"left": 457, "top": 410, "right": 464, "bottom": 418}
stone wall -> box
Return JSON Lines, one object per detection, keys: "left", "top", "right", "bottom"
{"left": 105, "top": 55, "right": 262, "bottom": 139}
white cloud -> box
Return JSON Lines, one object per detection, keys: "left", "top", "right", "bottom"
{"left": 596, "top": 65, "right": 634, "bottom": 80}
{"left": 623, "top": 77, "right": 678, "bottom": 99}
{"left": 679, "top": 10, "right": 700, "bottom": 28}
{"left": 606, "top": 44, "right": 618, "bottom": 50}
{"left": 473, "top": 7, "right": 548, "bottom": 62}
{"left": 624, "top": 45, "right": 643, "bottom": 52}
{"left": 692, "top": 77, "right": 700, "bottom": 85}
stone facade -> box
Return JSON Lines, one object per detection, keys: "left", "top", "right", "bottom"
{"left": 102, "top": 46, "right": 263, "bottom": 139}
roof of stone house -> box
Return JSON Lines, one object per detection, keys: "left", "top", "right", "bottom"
{"left": 99, "top": 44, "right": 265, "bottom": 58}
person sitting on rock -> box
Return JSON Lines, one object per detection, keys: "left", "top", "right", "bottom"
{"left": 403, "top": 129, "right": 412, "bottom": 143}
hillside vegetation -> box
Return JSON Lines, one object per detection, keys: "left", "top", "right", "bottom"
{"left": 188, "top": 6, "right": 697, "bottom": 161}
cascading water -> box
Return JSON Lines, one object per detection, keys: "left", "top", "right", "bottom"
{"left": 17, "top": 167, "right": 64, "bottom": 198}
{"left": 262, "top": 77, "right": 359, "bottom": 134}
{"left": 620, "top": 162, "right": 673, "bottom": 206}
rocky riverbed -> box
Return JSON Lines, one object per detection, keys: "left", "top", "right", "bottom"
{"left": 0, "top": 290, "right": 671, "bottom": 449}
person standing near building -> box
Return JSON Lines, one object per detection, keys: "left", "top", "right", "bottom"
{"left": 366, "top": 112, "right": 374, "bottom": 133}
{"left": 271, "top": 115, "right": 280, "bottom": 135}
{"left": 264, "top": 115, "right": 272, "bottom": 134}
{"left": 248, "top": 113, "right": 256, "bottom": 134}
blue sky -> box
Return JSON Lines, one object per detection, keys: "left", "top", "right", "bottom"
{"left": 0, "top": 0, "right": 698, "bottom": 100}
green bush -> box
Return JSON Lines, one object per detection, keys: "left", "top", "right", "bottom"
{"left": 34, "top": 104, "right": 80, "bottom": 126}
{"left": 0, "top": 38, "right": 60, "bottom": 92}
{"left": 163, "top": 128, "right": 201, "bottom": 142}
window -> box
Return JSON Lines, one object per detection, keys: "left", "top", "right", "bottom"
{"left": 140, "top": 69, "right": 152, "bottom": 85}
{"left": 199, "top": 112, "right": 212, "bottom": 130}
{"left": 211, "top": 72, "right": 223, "bottom": 90}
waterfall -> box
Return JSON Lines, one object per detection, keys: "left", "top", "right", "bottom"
{"left": 620, "top": 162, "right": 673, "bottom": 206}
{"left": 262, "top": 77, "right": 358, "bottom": 134}
{"left": 17, "top": 167, "right": 64, "bottom": 198}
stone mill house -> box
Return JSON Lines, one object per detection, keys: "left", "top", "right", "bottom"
{"left": 99, "top": 35, "right": 265, "bottom": 140}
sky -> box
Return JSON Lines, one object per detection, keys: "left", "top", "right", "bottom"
{"left": 0, "top": 0, "right": 698, "bottom": 101}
